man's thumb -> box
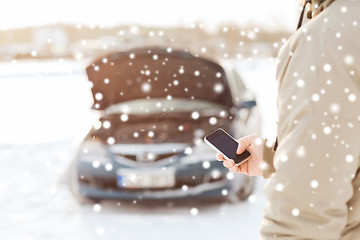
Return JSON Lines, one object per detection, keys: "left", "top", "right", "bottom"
{"left": 236, "top": 139, "right": 248, "bottom": 154}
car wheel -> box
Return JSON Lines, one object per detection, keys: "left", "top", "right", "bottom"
{"left": 237, "top": 176, "right": 256, "bottom": 200}
{"left": 67, "top": 159, "right": 101, "bottom": 205}
{"left": 227, "top": 175, "right": 256, "bottom": 203}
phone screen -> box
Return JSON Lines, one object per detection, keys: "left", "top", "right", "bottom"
{"left": 205, "top": 128, "right": 251, "bottom": 164}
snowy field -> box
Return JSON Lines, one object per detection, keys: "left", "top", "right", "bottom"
{"left": 0, "top": 58, "right": 278, "bottom": 240}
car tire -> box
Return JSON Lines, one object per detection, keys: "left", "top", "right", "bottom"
{"left": 227, "top": 175, "right": 256, "bottom": 203}
{"left": 67, "top": 159, "right": 102, "bottom": 205}
{"left": 237, "top": 176, "right": 256, "bottom": 200}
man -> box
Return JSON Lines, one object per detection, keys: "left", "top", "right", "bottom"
{"left": 217, "top": 0, "right": 360, "bottom": 238}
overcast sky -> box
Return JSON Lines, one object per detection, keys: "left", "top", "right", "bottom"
{"left": 1, "top": 0, "right": 300, "bottom": 31}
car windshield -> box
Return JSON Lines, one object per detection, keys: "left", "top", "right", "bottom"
{"left": 105, "top": 98, "right": 227, "bottom": 115}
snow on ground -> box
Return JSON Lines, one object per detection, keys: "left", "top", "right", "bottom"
{"left": 0, "top": 58, "right": 278, "bottom": 240}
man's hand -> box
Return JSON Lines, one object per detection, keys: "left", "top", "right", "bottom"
{"left": 216, "top": 134, "right": 264, "bottom": 176}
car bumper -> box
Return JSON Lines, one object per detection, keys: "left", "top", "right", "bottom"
{"left": 78, "top": 177, "right": 232, "bottom": 200}
{"left": 75, "top": 156, "right": 238, "bottom": 200}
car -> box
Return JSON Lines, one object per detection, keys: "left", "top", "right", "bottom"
{"left": 69, "top": 47, "right": 261, "bottom": 203}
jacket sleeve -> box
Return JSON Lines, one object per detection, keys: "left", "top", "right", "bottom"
{"left": 261, "top": 115, "right": 360, "bottom": 239}
{"left": 262, "top": 139, "right": 276, "bottom": 179}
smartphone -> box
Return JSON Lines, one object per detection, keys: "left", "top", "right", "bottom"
{"left": 204, "top": 128, "right": 251, "bottom": 166}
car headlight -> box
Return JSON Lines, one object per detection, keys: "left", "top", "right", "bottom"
{"left": 78, "top": 140, "right": 111, "bottom": 165}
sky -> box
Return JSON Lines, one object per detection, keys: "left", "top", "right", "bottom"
{"left": 1, "top": 0, "right": 300, "bottom": 31}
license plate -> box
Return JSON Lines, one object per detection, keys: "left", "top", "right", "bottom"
{"left": 117, "top": 168, "right": 175, "bottom": 188}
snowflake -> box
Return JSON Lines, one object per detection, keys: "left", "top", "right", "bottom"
{"left": 107, "top": 137, "right": 115, "bottom": 145}
{"left": 120, "top": 114, "right": 129, "bottom": 122}
{"left": 310, "top": 180, "right": 319, "bottom": 189}
{"left": 184, "top": 147, "right": 192, "bottom": 155}
{"left": 191, "top": 111, "right": 200, "bottom": 120}
{"left": 346, "top": 154, "right": 354, "bottom": 163}
{"left": 312, "top": 94, "right": 320, "bottom": 102}
{"left": 141, "top": 82, "right": 151, "bottom": 92}
{"left": 102, "top": 120, "right": 111, "bottom": 129}
{"left": 219, "top": 110, "right": 228, "bottom": 118}
{"left": 92, "top": 161, "right": 100, "bottom": 168}
{"left": 296, "top": 146, "right": 306, "bottom": 157}
{"left": 147, "top": 131, "right": 154, "bottom": 138}
{"left": 202, "top": 161, "right": 210, "bottom": 169}
{"left": 209, "top": 117, "right": 217, "bottom": 125}
{"left": 31, "top": 50, "right": 37, "bottom": 57}
{"left": 323, "top": 126, "right": 332, "bottom": 135}
{"left": 348, "top": 94, "right": 357, "bottom": 102}
{"left": 95, "top": 92, "right": 103, "bottom": 101}
{"left": 105, "top": 163, "right": 113, "bottom": 171}
{"left": 214, "top": 83, "right": 224, "bottom": 93}
{"left": 190, "top": 208, "right": 199, "bottom": 216}
{"left": 279, "top": 154, "right": 288, "bottom": 162}
{"left": 323, "top": 64, "right": 332, "bottom": 72}
{"left": 292, "top": 208, "right": 300, "bottom": 217}
{"left": 330, "top": 103, "right": 340, "bottom": 113}
{"left": 275, "top": 183, "right": 284, "bottom": 192}
{"left": 296, "top": 79, "right": 305, "bottom": 87}
{"left": 93, "top": 204, "right": 102, "bottom": 212}
{"left": 248, "top": 195, "right": 257, "bottom": 203}
{"left": 211, "top": 170, "right": 221, "bottom": 179}
{"left": 226, "top": 172, "right": 234, "bottom": 180}
{"left": 221, "top": 189, "right": 228, "bottom": 196}
{"left": 261, "top": 162, "right": 269, "bottom": 171}
{"left": 93, "top": 120, "right": 102, "bottom": 130}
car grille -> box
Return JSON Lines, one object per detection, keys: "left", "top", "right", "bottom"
{"left": 116, "top": 152, "right": 177, "bottom": 163}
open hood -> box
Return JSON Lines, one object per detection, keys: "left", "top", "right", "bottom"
{"left": 86, "top": 47, "right": 234, "bottom": 110}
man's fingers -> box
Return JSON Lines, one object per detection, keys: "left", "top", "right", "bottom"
{"left": 236, "top": 137, "right": 251, "bottom": 154}
{"left": 216, "top": 153, "right": 225, "bottom": 161}
{"left": 223, "top": 159, "right": 235, "bottom": 168}
{"left": 229, "top": 165, "right": 239, "bottom": 173}
{"left": 230, "top": 163, "right": 248, "bottom": 175}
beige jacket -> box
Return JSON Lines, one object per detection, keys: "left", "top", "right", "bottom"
{"left": 260, "top": 0, "right": 360, "bottom": 239}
